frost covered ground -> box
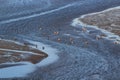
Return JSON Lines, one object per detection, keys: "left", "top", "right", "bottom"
{"left": 0, "top": 39, "right": 48, "bottom": 64}
{"left": 72, "top": 6, "right": 120, "bottom": 45}
{"left": 0, "top": 0, "right": 51, "bottom": 21}
{"left": 0, "top": 39, "right": 58, "bottom": 78}
{"left": 0, "top": 0, "right": 120, "bottom": 80}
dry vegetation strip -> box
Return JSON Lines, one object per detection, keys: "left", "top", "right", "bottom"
{"left": 79, "top": 8, "right": 120, "bottom": 36}
{"left": 0, "top": 40, "right": 48, "bottom": 64}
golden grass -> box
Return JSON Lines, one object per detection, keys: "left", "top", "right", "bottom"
{"left": 0, "top": 40, "right": 48, "bottom": 64}
{"left": 79, "top": 8, "right": 120, "bottom": 36}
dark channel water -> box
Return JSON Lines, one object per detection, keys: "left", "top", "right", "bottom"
{"left": 0, "top": 0, "right": 120, "bottom": 79}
